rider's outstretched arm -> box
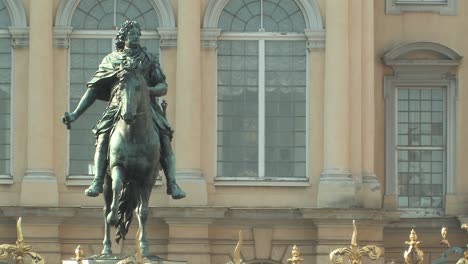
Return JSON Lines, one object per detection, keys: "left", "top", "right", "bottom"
{"left": 71, "top": 88, "right": 98, "bottom": 118}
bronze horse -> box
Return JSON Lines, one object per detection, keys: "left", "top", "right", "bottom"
{"left": 101, "top": 63, "right": 160, "bottom": 257}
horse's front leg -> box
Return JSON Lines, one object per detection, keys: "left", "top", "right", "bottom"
{"left": 102, "top": 207, "right": 112, "bottom": 255}
{"left": 107, "top": 165, "right": 124, "bottom": 225}
{"left": 137, "top": 179, "right": 154, "bottom": 257}
{"left": 102, "top": 176, "right": 113, "bottom": 255}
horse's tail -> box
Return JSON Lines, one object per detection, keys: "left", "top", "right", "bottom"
{"left": 115, "top": 179, "right": 139, "bottom": 244}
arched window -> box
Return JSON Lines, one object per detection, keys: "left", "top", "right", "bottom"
{"left": 0, "top": 0, "right": 12, "bottom": 177}
{"left": 67, "top": 0, "right": 162, "bottom": 176}
{"left": 216, "top": 0, "right": 308, "bottom": 179}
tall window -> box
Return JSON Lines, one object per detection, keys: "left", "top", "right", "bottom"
{"left": 0, "top": 0, "right": 12, "bottom": 176}
{"left": 68, "top": 0, "right": 160, "bottom": 176}
{"left": 384, "top": 42, "right": 460, "bottom": 215}
{"left": 396, "top": 87, "right": 445, "bottom": 209}
{"left": 217, "top": 0, "right": 307, "bottom": 179}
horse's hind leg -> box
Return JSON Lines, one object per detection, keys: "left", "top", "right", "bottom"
{"left": 107, "top": 166, "right": 124, "bottom": 225}
{"left": 102, "top": 175, "right": 113, "bottom": 255}
{"left": 137, "top": 181, "right": 154, "bottom": 257}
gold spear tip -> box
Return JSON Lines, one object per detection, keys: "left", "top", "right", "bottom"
{"left": 16, "top": 217, "right": 23, "bottom": 242}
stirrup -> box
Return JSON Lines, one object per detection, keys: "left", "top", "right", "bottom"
{"left": 84, "top": 180, "right": 103, "bottom": 197}
{"left": 167, "top": 183, "right": 186, "bottom": 200}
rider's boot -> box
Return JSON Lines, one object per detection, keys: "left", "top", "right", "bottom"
{"left": 85, "top": 133, "right": 109, "bottom": 197}
{"left": 161, "top": 135, "right": 186, "bottom": 199}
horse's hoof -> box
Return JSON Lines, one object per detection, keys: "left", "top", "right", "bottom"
{"left": 140, "top": 244, "right": 149, "bottom": 257}
{"left": 101, "top": 247, "right": 112, "bottom": 255}
{"left": 167, "top": 183, "right": 186, "bottom": 200}
{"left": 84, "top": 181, "right": 103, "bottom": 197}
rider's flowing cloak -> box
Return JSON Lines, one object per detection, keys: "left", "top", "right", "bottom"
{"left": 87, "top": 46, "right": 173, "bottom": 138}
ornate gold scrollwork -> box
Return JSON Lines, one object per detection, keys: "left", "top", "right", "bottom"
{"left": 329, "top": 220, "right": 382, "bottom": 264}
{"left": 404, "top": 229, "right": 423, "bottom": 264}
{"left": 0, "top": 218, "right": 45, "bottom": 264}
{"left": 287, "top": 245, "right": 303, "bottom": 264}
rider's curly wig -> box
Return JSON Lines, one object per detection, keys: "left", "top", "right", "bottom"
{"left": 115, "top": 20, "right": 142, "bottom": 51}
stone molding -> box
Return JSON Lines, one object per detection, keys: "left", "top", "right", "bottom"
{"left": 385, "top": 0, "right": 457, "bottom": 15}
{"left": 3, "top": 0, "right": 27, "bottom": 27}
{"left": 317, "top": 171, "right": 359, "bottom": 208}
{"left": 53, "top": 26, "right": 73, "bottom": 49}
{"left": 304, "top": 29, "right": 325, "bottom": 50}
{"left": 8, "top": 26, "right": 28, "bottom": 48}
{"left": 201, "top": 28, "right": 222, "bottom": 49}
{"left": 158, "top": 27, "right": 178, "bottom": 48}
{"left": 384, "top": 41, "right": 463, "bottom": 74}
{"left": 175, "top": 168, "right": 203, "bottom": 180}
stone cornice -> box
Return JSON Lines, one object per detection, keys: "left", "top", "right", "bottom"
{"left": 304, "top": 29, "right": 325, "bottom": 50}
{"left": 53, "top": 26, "right": 73, "bottom": 49}
{"left": 157, "top": 27, "right": 177, "bottom": 48}
{"left": 201, "top": 28, "right": 222, "bottom": 49}
{"left": 8, "top": 26, "right": 28, "bottom": 48}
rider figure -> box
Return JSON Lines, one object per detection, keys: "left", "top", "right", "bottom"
{"left": 62, "top": 20, "right": 185, "bottom": 200}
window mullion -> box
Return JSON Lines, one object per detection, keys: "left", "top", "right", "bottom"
{"left": 258, "top": 39, "right": 265, "bottom": 178}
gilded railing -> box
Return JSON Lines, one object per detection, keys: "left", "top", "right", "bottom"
{"left": 0, "top": 218, "right": 44, "bottom": 264}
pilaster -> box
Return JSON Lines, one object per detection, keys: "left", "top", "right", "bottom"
{"left": 318, "top": 0, "right": 352, "bottom": 208}
{"left": 21, "top": 0, "right": 58, "bottom": 206}
{"left": 175, "top": 0, "right": 205, "bottom": 201}
{"left": 361, "top": 0, "right": 382, "bottom": 209}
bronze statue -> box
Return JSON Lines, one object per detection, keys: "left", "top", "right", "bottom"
{"left": 62, "top": 20, "right": 185, "bottom": 199}
{"left": 62, "top": 20, "right": 185, "bottom": 256}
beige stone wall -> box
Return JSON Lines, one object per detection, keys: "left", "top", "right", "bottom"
{"left": 374, "top": 0, "right": 468, "bottom": 214}
{"left": 0, "top": 0, "right": 467, "bottom": 263}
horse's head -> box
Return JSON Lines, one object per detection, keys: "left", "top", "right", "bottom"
{"left": 118, "top": 67, "right": 144, "bottom": 124}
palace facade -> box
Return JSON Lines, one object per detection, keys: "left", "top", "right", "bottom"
{"left": 0, "top": 0, "right": 467, "bottom": 263}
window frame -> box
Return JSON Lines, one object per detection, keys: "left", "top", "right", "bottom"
{"left": 385, "top": 0, "right": 457, "bottom": 15}
{"left": 214, "top": 31, "right": 310, "bottom": 185}
{"left": 384, "top": 76, "right": 457, "bottom": 216}
{"left": 0, "top": 29, "right": 13, "bottom": 184}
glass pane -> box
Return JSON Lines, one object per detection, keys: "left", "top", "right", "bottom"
{"left": 0, "top": 0, "right": 11, "bottom": 27}
{"left": 396, "top": 87, "right": 446, "bottom": 209}
{"left": 0, "top": 38, "right": 11, "bottom": 175}
{"left": 71, "top": 0, "right": 159, "bottom": 30}
{"left": 217, "top": 40, "right": 259, "bottom": 177}
{"left": 264, "top": 41, "right": 306, "bottom": 178}
{"left": 218, "top": 0, "right": 306, "bottom": 32}
{"left": 397, "top": 88, "right": 445, "bottom": 147}
{"left": 397, "top": 148, "right": 445, "bottom": 209}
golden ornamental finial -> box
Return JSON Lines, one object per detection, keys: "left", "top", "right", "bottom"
{"left": 330, "top": 220, "right": 382, "bottom": 264}
{"left": 440, "top": 226, "right": 450, "bottom": 248}
{"left": 75, "top": 245, "right": 84, "bottom": 263}
{"left": 351, "top": 220, "right": 357, "bottom": 247}
{"left": 227, "top": 230, "right": 245, "bottom": 264}
{"left": 404, "top": 229, "right": 423, "bottom": 264}
{"left": 0, "top": 217, "right": 45, "bottom": 264}
{"left": 287, "top": 245, "right": 303, "bottom": 264}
